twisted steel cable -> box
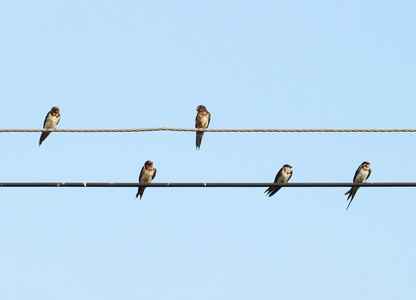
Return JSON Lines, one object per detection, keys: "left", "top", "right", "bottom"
{"left": 0, "top": 127, "right": 416, "bottom": 133}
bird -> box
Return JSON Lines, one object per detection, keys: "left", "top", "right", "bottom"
{"left": 195, "top": 105, "right": 211, "bottom": 150}
{"left": 345, "top": 161, "right": 371, "bottom": 210}
{"left": 39, "top": 106, "right": 60, "bottom": 146}
{"left": 136, "top": 160, "right": 157, "bottom": 199}
{"left": 265, "top": 164, "right": 293, "bottom": 197}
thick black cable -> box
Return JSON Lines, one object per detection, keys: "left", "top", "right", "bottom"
{"left": 0, "top": 182, "right": 415, "bottom": 187}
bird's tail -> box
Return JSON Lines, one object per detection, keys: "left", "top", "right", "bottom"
{"left": 344, "top": 188, "right": 352, "bottom": 198}
{"left": 265, "top": 186, "right": 281, "bottom": 197}
{"left": 345, "top": 187, "right": 358, "bottom": 210}
{"left": 196, "top": 132, "right": 204, "bottom": 150}
{"left": 136, "top": 187, "right": 145, "bottom": 199}
{"left": 346, "top": 199, "right": 353, "bottom": 210}
{"left": 39, "top": 132, "right": 51, "bottom": 146}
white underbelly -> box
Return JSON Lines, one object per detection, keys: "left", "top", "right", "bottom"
{"left": 140, "top": 170, "right": 154, "bottom": 183}
{"left": 277, "top": 172, "right": 291, "bottom": 183}
{"left": 45, "top": 116, "right": 59, "bottom": 129}
{"left": 355, "top": 170, "right": 369, "bottom": 183}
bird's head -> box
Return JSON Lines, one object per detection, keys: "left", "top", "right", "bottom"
{"left": 51, "top": 107, "right": 60, "bottom": 116}
{"left": 196, "top": 105, "right": 206, "bottom": 112}
{"left": 144, "top": 160, "right": 154, "bottom": 169}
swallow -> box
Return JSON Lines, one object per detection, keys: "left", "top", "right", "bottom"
{"left": 195, "top": 105, "right": 211, "bottom": 150}
{"left": 39, "top": 106, "right": 60, "bottom": 146}
{"left": 345, "top": 161, "right": 371, "bottom": 210}
{"left": 136, "top": 160, "right": 157, "bottom": 199}
{"left": 265, "top": 164, "right": 293, "bottom": 197}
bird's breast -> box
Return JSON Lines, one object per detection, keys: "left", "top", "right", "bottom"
{"left": 45, "top": 115, "right": 60, "bottom": 129}
{"left": 277, "top": 171, "right": 291, "bottom": 183}
{"left": 140, "top": 169, "right": 155, "bottom": 183}
{"left": 355, "top": 169, "right": 369, "bottom": 183}
{"left": 196, "top": 115, "right": 209, "bottom": 128}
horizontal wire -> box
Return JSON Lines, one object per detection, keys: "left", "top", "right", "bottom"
{"left": 1, "top": 128, "right": 416, "bottom": 133}
{"left": 0, "top": 182, "right": 415, "bottom": 187}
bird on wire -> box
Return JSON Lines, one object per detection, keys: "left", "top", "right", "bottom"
{"left": 265, "top": 164, "right": 293, "bottom": 197}
{"left": 136, "top": 160, "right": 157, "bottom": 199}
{"left": 345, "top": 161, "right": 371, "bottom": 210}
{"left": 195, "top": 105, "right": 211, "bottom": 150}
{"left": 39, "top": 106, "right": 60, "bottom": 146}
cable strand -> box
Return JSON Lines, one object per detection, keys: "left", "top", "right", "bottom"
{"left": 1, "top": 128, "right": 416, "bottom": 133}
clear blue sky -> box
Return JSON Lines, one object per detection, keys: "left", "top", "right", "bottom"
{"left": 1, "top": 0, "right": 416, "bottom": 299}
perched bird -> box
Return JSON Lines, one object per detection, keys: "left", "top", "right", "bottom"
{"left": 345, "top": 161, "right": 371, "bottom": 210}
{"left": 39, "top": 106, "right": 60, "bottom": 146}
{"left": 265, "top": 164, "right": 293, "bottom": 197}
{"left": 195, "top": 105, "right": 211, "bottom": 150}
{"left": 136, "top": 160, "right": 157, "bottom": 199}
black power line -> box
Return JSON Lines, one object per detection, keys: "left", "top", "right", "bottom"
{"left": 0, "top": 182, "right": 415, "bottom": 188}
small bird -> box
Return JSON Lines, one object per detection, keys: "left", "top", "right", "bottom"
{"left": 265, "top": 164, "right": 293, "bottom": 197}
{"left": 39, "top": 106, "right": 60, "bottom": 146}
{"left": 136, "top": 160, "right": 157, "bottom": 199}
{"left": 195, "top": 105, "right": 211, "bottom": 150}
{"left": 345, "top": 161, "right": 371, "bottom": 210}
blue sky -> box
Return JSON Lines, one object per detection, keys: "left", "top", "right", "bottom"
{"left": 1, "top": 0, "right": 416, "bottom": 299}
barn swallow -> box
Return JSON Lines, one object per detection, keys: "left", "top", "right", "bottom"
{"left": 345, "top": 161, "right": 371, "bottom": 210}
{"left": 265, "top": 164, "right": 293, "bottom": 197}
{"left": 39, "top": 106, "right": 60, "bottom": 146}
{"left": 136, "top": 160, "right": 157, "bottom": 199}
{"left": 195, "top": 105, "right": 211, "bottom": 150}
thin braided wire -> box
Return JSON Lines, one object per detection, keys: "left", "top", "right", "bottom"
{"left": 0, "top": 182, "right": 415, "bottom": 187}
{"left": 0, "top": 127, "right": 416, "bottom": 133}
